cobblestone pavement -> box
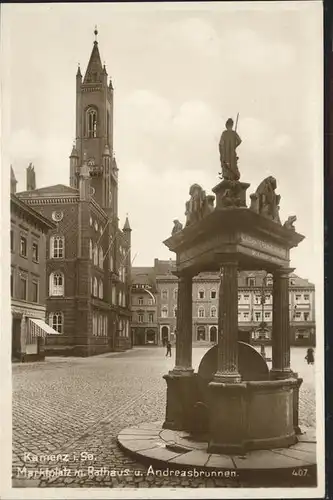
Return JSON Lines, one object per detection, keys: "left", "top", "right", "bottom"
{"left": 12, "top": 346, "right": 316, "bottom": 489}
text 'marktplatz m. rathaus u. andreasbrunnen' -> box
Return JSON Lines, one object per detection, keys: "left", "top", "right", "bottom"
{"left": 13, "top": 30, "right": 132, "bottom": 357}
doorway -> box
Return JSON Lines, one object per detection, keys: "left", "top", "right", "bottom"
{"left": 12, "top": 316, "right": 21, "bottom": 360}
{"left": 210, "top": 326, "right": 217, "bottom": 343}
{"left": 197, "top": 325, "right": 206, "bottom": 341}
{"left": 161, "top": 326, "right": 169, "bottom": 346}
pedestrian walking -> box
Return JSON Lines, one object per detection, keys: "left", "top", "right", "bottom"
{"left": 305, "top": 347, "right": 314, "bottom": 365}
{"left": 166, "top": 341, "right": 172, "bottom": 357}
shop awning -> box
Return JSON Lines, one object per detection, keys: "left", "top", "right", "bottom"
{"left": 28, "top": 318, "right": 61, "bottom": 337}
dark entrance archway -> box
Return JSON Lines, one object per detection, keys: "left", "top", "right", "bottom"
{"left": 146, "top": 329, "right": 156, "bottom": 344}
{"left": 161, "top": 326, "right": 169, "bottom": 346}
{"left": 210, "top": 326, "right": 217, "bottom": 343}
{"left": 197, "top": 325, "right": 206, "bottom": 341}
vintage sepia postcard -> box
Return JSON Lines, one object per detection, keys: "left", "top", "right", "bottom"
{"left": 0, "top": 1, "right": 325, "bottom": 499}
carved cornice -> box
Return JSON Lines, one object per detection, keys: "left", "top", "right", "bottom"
{"left": 19, "top": 197, "right": 78, "bottom": 205}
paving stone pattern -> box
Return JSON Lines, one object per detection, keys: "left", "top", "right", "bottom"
{"left": 12, "top": 346, "right": 316, "bottom": 488}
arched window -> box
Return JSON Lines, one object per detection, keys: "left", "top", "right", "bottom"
{"left": 50, "top": 236, "right": 64, "bottom": 259}
{"left": 93, "top": 277, "right": 98, "bottom": 297}
{"left": 161, "top": 307, "right": 168, "bottom": 318}
{"left": 210, "top": 306, "right": 217, "bottom": 318}
{"left": 198, "top": 288, "right": 205, "bottom": 299}
{"left": 99, "top": 279, "right": 103, "bottom": 299}
{"left": 93, "top": 244, "right": 98, "bottom": 266}
{"left": 89, "top": 239, "right": 93, "bottom": 260}
{"left": 99, "top": 247, "right": 103, "bottom": 268}
{"left": 198, "top": 307, "right": 205, "bottom": 318}
{"left": 86, "top": 107, "right": 97, "bottom": 138}
{"left": 49, "top": 312, "right": 64, "bottom": 333}
{"left": 49, "top": 272, "right": 64, "bottom": 296}
{"left": 112, "top": 286, "right": 116, "bottom": 304}
{"left": 92, "top": 313, "right": 98, "bottom": 335}
{"left": 161, "top": 289, "right": 168, "bottom": 301}
{"left": 210, "top": 288, "right": 217, "bottom": 299}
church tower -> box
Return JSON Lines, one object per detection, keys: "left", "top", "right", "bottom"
{"left": 70, "top": 28, "right": 118, "bottom": 220}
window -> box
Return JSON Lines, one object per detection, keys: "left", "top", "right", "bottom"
{"left": 295, "top": 312, "right": 302, "bottom": 320}
{"left": 304, "top": 312, "right": 310, "bottom": 321}
{"left": 161, "top": 307, "right": 168, "bottom": 318}
{"left": 173, "top": 307, "right": 177, "bottom": 318}
{"left": 255, "top": 312, "right": 261, "bottom": 321}
{"left": 51, "top": 236, "right": 64, "bottom": 259}
{"left": 99, "top": 279, "right": 103, "bottom": 299}
{"left": 173, "top": 288, "right": 178, "bottom": 300}
{"left": 10, "top": 268, "right": 14, "bottom": 297}
{"left": 148, "top": 298, "right": 153, "bottom": 306}
{"left": 198, "top": 289, "right": 205, "bottom": 299}
{"left": 148, "top": 313, "right": 154, "bottom": 323}
{"left": 295, "top": 294, "right": 301, "bottom": 301}
{"left": 32, "top": 281, "right": 38, "bottom": 303}
{"left": 86, "top": 107, "right": 97, "bottom": 138}
{"left": 93, "top": 244, "right": 98, "bottom": 266}
{"left": 210, "top": 306, "right": 217, "bottom": 318}
{"left": 255, "top": 295, "right": 261, "bottom": 304}
{"left": 161, "top": 289, "right": 168, "bottom": 301}
{"left": 238, "top": 294, "right": 241, "bottom": 302}
{"left": 20, "top": 236, "right": 27, "bottom": 257}
{"left": 19, "top": 274, "right": 27, "bottom": 300}
{"left": 138, "top": 297, "right": 144, "bottom": 306}
{"left": 210, "top": 289, "right": 217, "bottom": 299}
{"left": 99, "top": 248, "right": 103, "bottom": 268}
{"left": 89, "top": 239, "right": 93, "bottom": 260}
{"left": 243, "top": 294, "right": 249, "bottom": 301}
{"left": 264, "top": 312, "right": 271, "bottom": 320}
{"left": 304, "top": 294, "right": 310, "bottom": 301}
{"left": 32, "top": 242, "right": 39, "bottom": 262}
{"left": 93, "top": 277, "right": 98, "bottom": 297}
{"left": 243, "top": 312, "right": 249, "bottom": 320}
{"left": 93, "top": 313, "right": 98, "bottom": 335}
{"left": 10, "top": 230, "right": 14, "bottom": 252}
{"left": 198, "top": 307, "right": 205, "bottom": 318}
{"left": 49, "top": 272, "right": 64, "bottom": 296}
{"left": 248, "top": 277, "right": 255, "bottom": 286}
{"left": 118, "top": 291, "right": 122, "bottom": 306}
{"left": 111, "top": 286, "right": 116, "bottom": 304}
{"left": 138, "top": 314, "right": 144, "bottom": 323}
{"left": 50, "top": 312, "right": 63, "bottom": 333}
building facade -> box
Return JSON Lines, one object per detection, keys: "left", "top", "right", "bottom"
{"left": 130, "top": 267, "right": 158, "bottom": 345}
{"left": 10, "top": 177, "right": 58, "bottom": 362}
{"left": 15, "top": 32, "right": 132, "bottom": 356}
{"left": 131, "top": 259, "right": 316, "bottom": 346}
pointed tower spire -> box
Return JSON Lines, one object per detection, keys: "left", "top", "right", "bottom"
{"left": 123, "top": 214, "right": 132, "bottom": 232}
{"left": 10, "top": 165, "right": 17, "bottom": 194}
{"left": 83, "top": 27, "right": 104, "bottom": 84}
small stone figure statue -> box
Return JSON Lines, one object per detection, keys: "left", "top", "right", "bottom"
{"left": 219, "top": 118, "right": 242, "bottom": 181}
{"left": 185, "top": 184, "right": 206, "bottom": 226}
{"left": 172, "top": 219, "right": 183, "bottom": 235}
{"left": 202, "top": 195, "right": 215, "bottom": 216}
{"left": 283, "top": 215, "right": 297, "bottom": 231}
{"left": 250, "top": 176, "right": 281, "bottom": 223}
{"left": 26, "top": 163, "right": 36, "bottom": 191}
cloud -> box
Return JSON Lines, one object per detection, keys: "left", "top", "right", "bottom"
{"left": 222, "top": 29, "right": 295, "bottom": 72}
{"left": 161, "top": 17, "right": 222, "bottom": 58}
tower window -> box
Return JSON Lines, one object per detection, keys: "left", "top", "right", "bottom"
{"left": 86, "top": 107, "right": 97, "bottom": 138}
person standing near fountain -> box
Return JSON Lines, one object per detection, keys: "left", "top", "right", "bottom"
{"left": 219, "top": 117, "right": 242, "bottom": 181}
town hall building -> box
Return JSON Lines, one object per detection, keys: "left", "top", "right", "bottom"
{"left": 16, "top": 30, "right": 132, "bottom": 356}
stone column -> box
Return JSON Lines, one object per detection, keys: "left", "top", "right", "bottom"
{"left": 172, "top": 272, "right": 194, "bottom": 374}
{"left": 214, "top": 262, "right": 241, "bottom": 383}
{"left": 270, "top": 267, "right": 294, "bottom": 380}
{"left": 163, "top": 271, "right": 196, "bottom": 431}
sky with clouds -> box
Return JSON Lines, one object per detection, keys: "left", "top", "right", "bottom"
{"left": 2, "top": 2, "right": 323, "bottom": 285}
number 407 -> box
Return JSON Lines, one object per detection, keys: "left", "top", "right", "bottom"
{"left": 292, "top": 468, "right": 308, "bottom": 476}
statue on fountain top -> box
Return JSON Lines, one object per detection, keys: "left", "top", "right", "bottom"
{"left": 219, "top": 118, "right": 242, "bottom": 181}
